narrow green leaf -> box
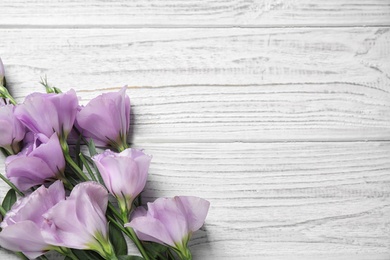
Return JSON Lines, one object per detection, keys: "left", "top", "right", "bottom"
{"left": 2, "top": 189, "right": 16, "bottom": 212}
{"left": 0, "top": 147, "right": 11, "bottom": 157}
{"left": 109, "top": 221, "right": 128, "bottom": 255}
{"left": 79, "top": 153, "right": 97, "bottom": 182}
{"left": 53, "top": 87, "right": 62, "bottom": 94}
{"left": 118, "top": 255, "right": 144, "bottom": 260}
{"left": 0, "top": 173, "right": 24, "bottom": 196}
{"left": 87, "top": 139, "right": 97, "bottom": 156}
{"left": 71, "top": 249, "right": 105, "bottom": 260}
{"left": 84, "top": 154, "right": 104, "bottom": 185}
{"left": 75, "top": 135, "right": 83, "bottom": 170}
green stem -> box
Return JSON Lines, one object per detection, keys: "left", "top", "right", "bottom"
{"left": 60, "top": 138, "right": 89, "bottom": 182}
{"left": 79, "top": 153, "right": 97, "bottom": 182}
{"left": 56, "top": 247, "right": 78, "bottom": 260}
{"left": 125, "top": 226, "right": 150, "bottom": 260}
{"left": 106, "top": 251, "right": 119, "bottom": 260}
{"left": 167, "top": 248, "right": 176, "bottom": 260}
{"left": 15, "top": 252, "right": 29, "bottom": 260}
{"left": 0, "top": 147, "right": 11, "bottom": 157}
{"left": 64, "top": 152, "right": 89, "bottom": 181}
{"left": 0, "top": 85, "right": 17, "bottom": 105}
{"left": 108, "top": 206, "right": 150, "bottom": 260}
{"left": 108, "top": 202, "right": 122, "bottom": 220}
{"left": 59, "top": 176, "right": 74, "bottom": 189}
{"left": 0, "top": 205, "right": 7, "bottom": 217}
{"left": 0, "top": 173, "right": 24, "bottom": 196}
{"left": 7, "top": 96, "right": 17, "bottom": 105}
{"left": 173, "top": 247, "right": 192, "bottom": 260}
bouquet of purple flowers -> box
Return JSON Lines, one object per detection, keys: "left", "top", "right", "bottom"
{"left": 0, "top": 58, "right": 210, "bottom": 260}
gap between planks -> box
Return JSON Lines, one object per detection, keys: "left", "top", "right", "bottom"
{"left": 1, "top": 24, "right": 390, "bottom": 29}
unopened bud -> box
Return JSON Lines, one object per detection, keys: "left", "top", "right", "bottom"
{"left": 0, "top": 58, "right": 5, "bottom": 86}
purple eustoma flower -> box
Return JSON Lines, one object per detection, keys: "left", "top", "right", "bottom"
{"left": 0, "top": 104, "right": 26, "bottom": 154}
{"left": 126, "top": 196, "right": 210, "bottom": 259}
{"left": 42, "top": 182, "right": 114, "bottom": 258}
{"left": 5, "top": 133, "right": 65, "bottom": 191}
{"left": 92, "top": 148, "right": 151, "bottom": 214}
{"left": 76, "top": 86, "right": 130, "bottom": 151}
{"left": 0, "top": 181, "right": 66, "bottom": 259}
{"left": 14, "top": 89, "right": 78, "bottom": 139}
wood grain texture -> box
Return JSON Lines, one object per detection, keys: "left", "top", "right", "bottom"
{"left": 137, "top": 141, "right": 390, "bottom": 259}
{"left": 0, "top": 0, "right": 389, "bottom": 27}
{"left": 0, "top": 1, "right": 389, "bottom": 259}
{"left": 1, "top": 28, "right": 389, "bottom": 141}
{"left": 1, "top": 28, "right": 389, "bottom": 88}
{"left": 106, "top": 142, "right": 390, "bottom": 259}
{"left": 0, "top": 142, "right": 389, "bottom": 259}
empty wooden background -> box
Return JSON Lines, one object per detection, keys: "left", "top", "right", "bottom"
{"left": 0, "top": 1, "right": 390, "bottom": 259}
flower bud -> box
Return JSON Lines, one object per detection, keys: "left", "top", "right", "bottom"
{"left": 0, "top": 58, "right": 5, "bottom": 86}
{"left": 0, "top": 104, "right": 26, "bottom": 154}
{"left": 92, "top": 148, "right": 151, "bottom": 214}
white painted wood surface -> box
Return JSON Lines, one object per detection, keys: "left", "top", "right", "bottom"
{"left": 0, "top": 1, "right": 390, "bottom": 259}
{"left": 1, "top": 0, "right": 390, "bottom": 27}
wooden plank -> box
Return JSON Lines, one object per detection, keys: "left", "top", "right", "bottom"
{"left": 0, "top": 141, "right": 389, "bottom": 259}
{"left": 0, "top": 0, "right": 389, "bottom": 27}
{"left": 1, "top": 28, "right": 389, "bottom": 141}
{"left": 1, "top": 28, "right": 388, "bottom": 88}
{"left": 135, "top": 141, "right": 390, "bottom": 259}
{"left": 126, "top": 83, "right": 390, "bottom": 142}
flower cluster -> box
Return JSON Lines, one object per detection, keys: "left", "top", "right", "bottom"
{"left": 0, "top": 58, "right": 209, "bottom": 260}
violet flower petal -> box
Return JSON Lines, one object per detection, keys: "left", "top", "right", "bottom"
{"left": 5, "top": 133, "right": 65, "bottom": 191}
{"left": 77, "top": 86, "right": 130, "bottom": 147}
{"left": 0, "top": 104, "right": 26, "bottom": 150}
{"left": 126, "top": 196, "right": 210, "bottom": 248}
{"left": 15, "top": 90, "right": 78, "bottom": 138}
{"left": 92, "top": 148, "right": 151, "bottom": 210}
{"left": 42, "top": 182, "right": 109, "bottom": 250}
{"left": 0, "top": 221, "right": 50, "bottom": 259}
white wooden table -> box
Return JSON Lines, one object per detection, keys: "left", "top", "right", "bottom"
{"left": 1, "top": 1, "right": 390, "bottom": 259}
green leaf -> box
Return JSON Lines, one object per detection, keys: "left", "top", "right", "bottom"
{"left": 71, "top": 249, "right": 105, "bottom": 260}
{"left": 53, "top": 87, "right": 62, "bottom": 94}
{"left": 79, "top": 153, "right": 97, "bottom": 182}
{"left": 0, "top": 173, "right": 24, "bottom": 196}
{"left": 109, "top": 221, "right": 128, "bottom": 255}
{"left": 143, "top": 242, "right": 170, "bottom": 259}
{"left": 84, "top": 154, "right": 104, "bottom": 185}
{"left": 2, "top": 189, "right": 16, "bottom": 212}
{"left": 118, "top": 255, "right": 144, "bottom": 260}
{"left": 87, "top": 139, "right": 97, "bottom": 156}
{"left": 75, "top": 134, "right": 83, "bottom": 170}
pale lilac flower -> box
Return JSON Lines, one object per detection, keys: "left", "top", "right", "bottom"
{"left": 0, "top": 104, "right": 26, "bottom": 154}
{"left": 0, "top": 181, "right": 65, "bottom": 259}
{"left": 42, "top": 182, "right": 113, "bottom": 257}
{"left": 126, "top": 196, "right": 210, "bottom": 257}
{"left": 6, "top": 133, "right": 65, "bottom": 191}
{"left": 76, "top": 86, "right": 130, "bottom": 150}
{"left": 14, "top": 89, "right": 78, "bottom": 139}
{"left": 92, "top": 148, "right": 151, "bottom": 213}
